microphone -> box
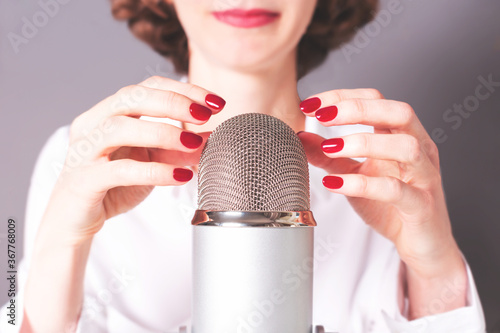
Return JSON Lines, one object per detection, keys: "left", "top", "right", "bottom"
{"left": 190, "top": 113, "right": 318, "bottom": 333}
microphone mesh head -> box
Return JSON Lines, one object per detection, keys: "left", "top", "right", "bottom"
{"left": 197, "top": 113, "right": 310, "bottom": 211}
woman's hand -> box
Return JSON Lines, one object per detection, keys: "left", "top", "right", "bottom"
{"left": 297, "top": 89, "right": 467, "bottom": 319}
{"left": 22, "top": 76, "right": 225, "bottom": 332}
{"left": 48, "top": 76, "right": 225, "bottom": 244}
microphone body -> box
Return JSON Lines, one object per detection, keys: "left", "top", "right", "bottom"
{"left": 193, "top": 217, "right": 314, "bottom": 333}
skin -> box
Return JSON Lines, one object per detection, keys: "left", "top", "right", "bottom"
{"left": 21, "top": 0, "right": 467, "bottom": 331}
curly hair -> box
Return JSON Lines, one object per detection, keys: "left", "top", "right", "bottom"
{"left": 111, "top": 0, "right": 378, "bottom": 79}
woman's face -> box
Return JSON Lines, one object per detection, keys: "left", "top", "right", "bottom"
{"left": 170, "top": 0, "right": 317, "bottom": 74}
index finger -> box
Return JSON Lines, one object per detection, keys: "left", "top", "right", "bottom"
{"left": 138, "top": 76, "right": 226, "bottom": 113}
{"left": 316, "top": 99, "right": 431, "bottom": 142}
{"left": 300, "top": 88, "right": 384, "bottom": 115}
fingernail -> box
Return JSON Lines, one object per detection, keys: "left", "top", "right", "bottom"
{"left": 321, "top": 138, "right": 344, "bottom": 154}
{"left": 173, "top": 168, "right": 194, "bottom": 182}
{"left": 323, "top": 175, "right": 343, "bottom": 189}
{"left": 296, "top": 131, "right": 305, "bottom": 136}
{"left": 315, "top": 106, "right": 338, "bottom": 122}
{"left": 180, "top": 131, "right": 203, "bottom": 149}
{"left": 190, "top": 103, "right": 212, "bottom": 121}
{"left": 205, "top": 94, "right": 226, "bottom": 110}
{"left": 300, "top": 97, "right": 321, "bottom": 114}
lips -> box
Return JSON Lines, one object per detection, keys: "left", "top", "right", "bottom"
{"left": 212, "top": 8, "right": 280, "bottom": 28}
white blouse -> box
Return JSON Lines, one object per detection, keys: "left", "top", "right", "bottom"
{"left": 1, "top": 115, "right": 485, "bottom": 333}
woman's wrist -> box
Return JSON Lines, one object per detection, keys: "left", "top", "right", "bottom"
{"left": 37, "top": 183, "right": 103, "bottom": 247}
{"left": 24, "top": 221, "right": 93, "bottom": 332}
{"left": 403, "top": 243, "right": 468, "bottom": 319}
{"left": 400, "top": 233, "right": 463, "bottom": 279}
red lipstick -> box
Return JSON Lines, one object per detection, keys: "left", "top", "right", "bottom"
{"left": 212, "top": 9, "right": 280, "bottom": 28}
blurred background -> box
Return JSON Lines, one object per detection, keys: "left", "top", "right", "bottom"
{"left": 1, "top": 0, "right": 499, "bottom": 330}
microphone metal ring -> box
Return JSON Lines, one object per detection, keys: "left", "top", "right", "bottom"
{"left": 191, "top": 210, "right": 317, "bottom": 227}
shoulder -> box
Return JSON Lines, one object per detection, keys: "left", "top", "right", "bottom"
{"left": 30, "top": 125, "right": 70, "bottom": 184}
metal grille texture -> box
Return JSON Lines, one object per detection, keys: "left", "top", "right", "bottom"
{"left": 197, "top": 113, "right": 310, "bottom": 211}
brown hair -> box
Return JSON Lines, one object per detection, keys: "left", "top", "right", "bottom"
{"left": 111, "top": 0, "right": 378, "bottom": 79}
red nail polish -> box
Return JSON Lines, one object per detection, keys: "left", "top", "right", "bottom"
{"left": 173, "top": 168, "right": 193, "bottom": 182}
{"left": 315, "top": 106, "right": 338, "bottom": 122}
{"left": 190, "top": 103, "right": 212, "bottom": 121}
{"left": 180, "top": 131, "right": 203, "bottom": 149}
{"left": 205, "top": 94, "right": 226, "bottom": 110}
{"left": 321, "top": 138, "right": 344, "bottom": 154}
{"left": 300, "top": 97, "right": 321, "bottom": 114}
{"left": 323, "top": 176, "right": 343, "bottom": 189}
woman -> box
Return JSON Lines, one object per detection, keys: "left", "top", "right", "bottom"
{"left": 6, "top": 0, "right": 485, "bottom": 332}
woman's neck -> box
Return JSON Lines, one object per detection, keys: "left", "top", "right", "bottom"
{"left": 183, "top": 50, "right": 305, "bottom": 133}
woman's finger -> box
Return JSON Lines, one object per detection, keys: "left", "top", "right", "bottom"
{"left": 100, "top": 85, "right": 218, "bottom": 123}
{"left": 73, "top": 85, "right": 215, "bottom": 140}
{"left": 148, "top": 131, "right": 212, "bottom": 166}
{"left": 87, "top": 160, "right": 194, "bottom": 193}
{"left": 138, "top": 75, "right": 226, "bottom": 112}
{"left": 297, "top": 131, "right": 359, "bottom": 175}
{"left": 300, "top": 88, "right": 384, "bottom": 115}
{"left": 70, "top": 78, "right": 225, "bottom": 143}
{"left": 321, "top": 133, "right": 436, "bottom": 170}
{"left": 322, "top": 174, "right": 427, "bottom": 215}
{"left": 310, "top": 98, "right": 430, "bottom": 141}
{"left": 85, "top": 116, "right": 205, "bottom": 159}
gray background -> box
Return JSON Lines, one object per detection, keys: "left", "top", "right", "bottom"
{"left": 1, "top": 0, "right": 499, "bottom": 330}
